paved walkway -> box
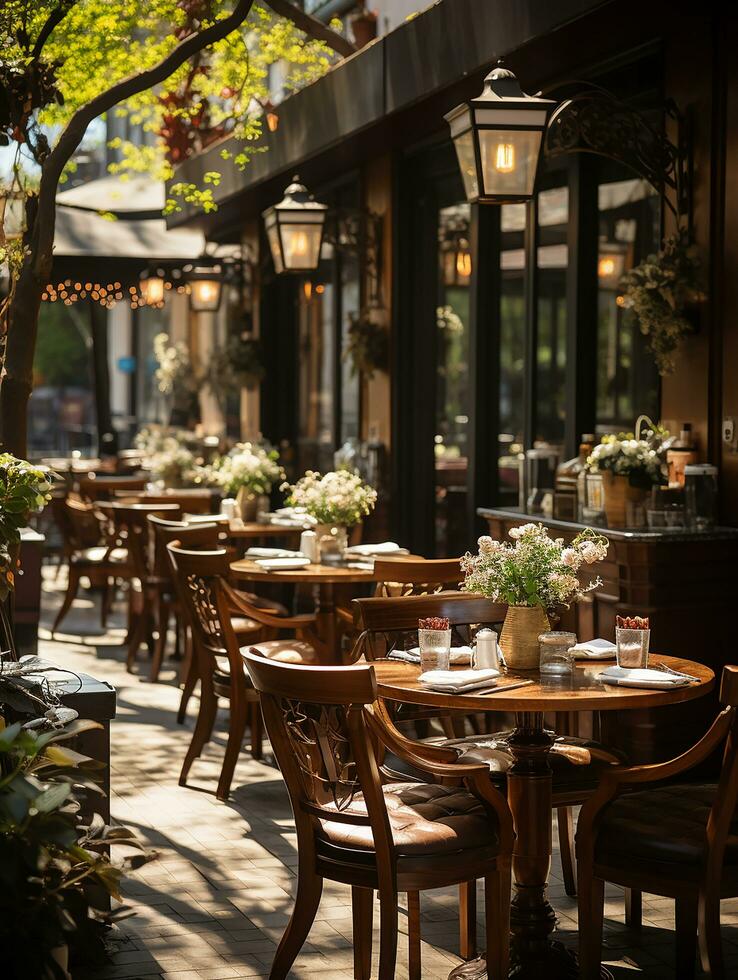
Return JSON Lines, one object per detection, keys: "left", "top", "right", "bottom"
{"left": 38, "top": 568, "right": 738, "bottom": 979}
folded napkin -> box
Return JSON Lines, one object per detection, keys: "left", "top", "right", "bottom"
{"left": 245, "top": 547, "right": 305, "bottom": 559}
{"left": 598, "top": 666, "right": 692, "bottom": 689}
{"left": 395, "top": 645, "right": 472, "bottom": 666}
{"left": 419, "top": 668, "right": 500, "bottom": 694}
{"left": 571, "top": 638, "right": 617, "bottom": 660}
{"left": 254, "top": 556, "right": 311, "bottom": 571}
{"left": 344, "top": 542, "right": 407, "bottom": 556}
{"left": 269, "top": 517, "right": 310, "bottom": 528}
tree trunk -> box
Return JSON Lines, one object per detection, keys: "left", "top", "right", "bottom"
{"left": 0, "top": 256, "right": 47, "bottom": 458}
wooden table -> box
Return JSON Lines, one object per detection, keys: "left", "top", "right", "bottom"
{"left": 374, "top": 656, "right": 715, "bottom": 978}
{"left": 225, "top": 521, "right": 304, "bottom": 541}
{"left": 230, "top": 558, "right": 389, "bottom": 662}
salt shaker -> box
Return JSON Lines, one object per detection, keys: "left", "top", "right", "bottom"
{"left": 472, "top": 628, "right": 500, "bottom": 671}
{"left": 299, "top": 529, "right": 318, "bottom": 564}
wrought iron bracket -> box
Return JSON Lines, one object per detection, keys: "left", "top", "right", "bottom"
{"left": 322, "top": 206, "right": 384, "bottom": 307}
{"left": 544, "top": 85, "right": 692, "bottom": 234}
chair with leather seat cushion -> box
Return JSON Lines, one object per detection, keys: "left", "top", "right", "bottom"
{"left": 167, "top": 544, "right": 321, "bottom": 800}
{"left": 577, "top": 664, "right": 738, "bottom": 980}
{"left": 242, "top": 651, "right": 514, "bottom": 980}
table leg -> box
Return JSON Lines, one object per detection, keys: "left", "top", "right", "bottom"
{"left": 449, "top": 711, "right": 612, "bottom": 979}
{"left": 314, "top": 583, "right": 341, "bottom": 664}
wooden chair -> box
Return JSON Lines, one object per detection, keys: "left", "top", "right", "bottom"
{"left": 372, "top": 556, "right": 463, "bottom": 596}
{"left": 576, "top": 665, "right": 738, "bottom": 980}
{"left": 77, "top": 475, "right": 148, "bottom": 501}
{"left": 117, "top": 489, "right": 214, "bottom": 514}
{"left": 50, "top": 496, "right": 132, "bottom": 634}
{"left": 351, "top": 591, "right": 623, "bottom": 956}
{"left": 242, "top": 651, "right": 514, "bottom": 979}
{"left": 167, "top": 544, "right": 321, "bottom": 800}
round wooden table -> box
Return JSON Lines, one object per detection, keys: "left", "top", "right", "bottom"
{"left": 373, "top": 656, "right": 715, "bottom": 979}
{"left": 229, "top": 558, "right": 387, "bottom": 661}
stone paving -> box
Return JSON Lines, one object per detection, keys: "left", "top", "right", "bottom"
{"left": 38, "top": 568, "right": 738, "bottom": 979}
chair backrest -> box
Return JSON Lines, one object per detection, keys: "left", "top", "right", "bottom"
{"left": 148, "top": 515, "right": 224, "bottom": 581}
{"left": 166, "top": 544, "right": 246, "bottom": 691}
{"left": 117, "top": 490, "right": 213, "bottom": 514}
{"left": 62, "top": 495, "right": 104, "bottom": 550}
{"left": 350, "top": 590, "right": 507, "bottom": 661}
{"left": 77, "top": 475, "right": 148, "bottom": 501}
{"left": 243, "top": 651, "right": 395, "bottom": 862}
{"left": 372, "top": 557, "right": 462, "bottom": 596}
{"left": 107, "top": 503, "right": 181, "bottom": 579}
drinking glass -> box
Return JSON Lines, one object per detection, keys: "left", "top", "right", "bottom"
{"left": 539, "top": 631, "right": 577, "bottom": 675}
{"left": 418, "top": 628, "right": 451, "bottom": 673}
{"left": 616, "top": 628, "right": 650, "bottom": 668}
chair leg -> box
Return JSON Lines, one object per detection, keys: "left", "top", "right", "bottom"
{"left": 699, "top": 887, "right": 725, "bottom": 979}
{"left": 177, "top": 632, "right": 197, "bottom": 725}
{"left": 675, "top": 895, "right": 698, "bottom": 980}
{"left": 150, "top": 596, "right": 170, "bottom": 683}
{"left": 250, "top": 701, "right": 264, "bottom": 760}
{"left": 557, "top": 806, "right": 577, "bottom": 897}
{"left": 459, "top": 880, "right": 477, "bottom": 960}
{"left": 577, "top": 872, "right": 604, "bottom": 980}
{"left": 126, "top": 611, "right": 148, "bottom": 672}
{"left": 377, "top": 884, "right": 398, "bottom": 980}
{"left": 407, "top": 890, "right": 421, "bottom": 980}
{"left": 179, "top": 682, "right": 218, "bottom": 788}
{"left": 352, "top": 886, "right": 373, "bottom": 980}
{"left": 485, "top": 862, "right": 511, "bottom": 980}
{"left": 100, "top": 578, "right": 113, "bottom": 628}
{"left": 624, "top": 887, "right": 642, "bottom": 929}
{"left": 216, "top": 698, "right": 248, "bottom": 802}
{"left": 51, "top": 566, "right": 82, "bottom": 634}
{"left": 270, "top": 868, "right": 323, "bottom": 980}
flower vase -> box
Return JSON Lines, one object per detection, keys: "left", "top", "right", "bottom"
{"left": 601, "top": 471, "right": 648, "bottom": 528}
{"left": 315, "top": 524, "right": 348, "bottom": 563}
{"left": 499, "top": 605, "right": 550, "bottom": 670}
{"left": 236, "top": 487, "right": 259, "bottom": 522}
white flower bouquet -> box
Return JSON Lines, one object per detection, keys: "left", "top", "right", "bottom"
{"left": 586, "top": 425, "right": 668, "bottom": 489}
{"left": 144, "top": 436, "right": 197, "bottom": 488}
{"left": 461, "top": 523, "right": 609, "bottom": 609}
{"left": 205, "top": 443, "right": 284, "bottom": 497}
{"left": 282, "top": 470, "right": 377, "bottom": 527}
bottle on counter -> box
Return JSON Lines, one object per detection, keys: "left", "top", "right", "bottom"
{"left": 554, "top": 434, "right": 595, "bottom": 522}
{"left": 667, "top": 423, "right": 699, "bottom": 488}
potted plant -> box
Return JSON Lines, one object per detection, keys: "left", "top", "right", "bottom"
{"left": 586, "top": 419, "right": 668, "bottom": 527}
{"left": 343, "top": 309, "right": 388, "bottom": 379}
{"left": 206, "top": 443, "right": 285, "bottom": 521}
{"left": 206, "top": 334, "right": 266, "bottom": 412}
{"left": 461, "top": 524, "right": 609, "bottom": 669}
{"left": 0, "top": 715, "right": 154, "bottom": 978}
{"left": 282, "top": 469, "right": 377, "bottom": 558}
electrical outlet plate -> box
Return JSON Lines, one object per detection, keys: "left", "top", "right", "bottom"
{"left": 723, "top": 417, "right": 735, "bottom": 445}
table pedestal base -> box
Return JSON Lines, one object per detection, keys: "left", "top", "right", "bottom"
{"left": 448, "top": 946, "right": 613, "bottom": 979}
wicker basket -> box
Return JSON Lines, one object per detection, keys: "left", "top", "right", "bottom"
{"left": 499, "top": 605, "right": 551, "bottom": 670}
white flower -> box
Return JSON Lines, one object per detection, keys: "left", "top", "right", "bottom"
{"left": 561, "top": 548, "right": 578, "bottom": 568}
{"left": 478, "top": 535, "right": 498, "bottom": 554}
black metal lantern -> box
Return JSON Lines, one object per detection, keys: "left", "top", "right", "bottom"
{"left": 262, "top": 176, "right": 328, "bottom": 274}
{"left": 139, "top": 266, "right": 166, "bottom": 306}
{"left": 186, "top": 262, "right": 223, "bottom": 312}
{"left": 445, "top": 64, "right": 556, "bottom": 204}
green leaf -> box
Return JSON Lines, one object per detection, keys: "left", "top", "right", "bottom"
{"left": 34, "top": 781, "right": 72, "bottom": 813}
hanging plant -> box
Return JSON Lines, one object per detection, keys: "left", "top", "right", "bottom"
{"left": 343, "top": 308, "right": 388, "bottom": 379}
{"left": 618, "top": 231, "right": 706, "bottom": 375}
{"left": 206, "top": 333, "right": 265, "bottom": 409}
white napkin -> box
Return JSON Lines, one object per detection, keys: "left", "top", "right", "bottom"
{"left": 269, "top": 517, "right": 311, "bottom": 528}
{"left": 245, "top": 547, "right": 305, "bottom": 559}
{"left": 598, "top": 666, "right": 692, "bottom": 689}
{"left": 571, "top": 638, "right": 617, "bottom": 660}
{"left": 396, "top": 645, "right": 472, "bottom": 665}
{"left": 419, "top": 668, "right": 500, "bottom": 693}
{"left": 254, "top": 556, "right": 311, "bottom": 571}
{"left": 344, "top": 542, "right": 407, "bottom": 556}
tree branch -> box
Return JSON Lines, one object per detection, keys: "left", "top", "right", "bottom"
{"left": 32, "top": 0, "right": 76, "bottom": 60}
{"left": 263, "top": 0, "right": 357, "bottom": 58}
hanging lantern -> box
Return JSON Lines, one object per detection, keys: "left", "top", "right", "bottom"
{"left": 139, "top": 267, "right": 166, "bottom": 306}
{"left": 262, "top": 176, "right": 327, "bottom": 274}
{"left": 186, "top": 262, "right": 223, "bottom": 312}
{"left": 445, "top": 63, "right": 556, "bottom": 204}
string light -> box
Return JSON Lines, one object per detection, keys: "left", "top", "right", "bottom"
{"left": 42, "top": 279, "right": 147, "bottom": 310}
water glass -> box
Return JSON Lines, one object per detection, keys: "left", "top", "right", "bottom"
{"left": 616, "top": 628, "right": 650, "bottom": 668}
{"left": 418, "top": 628, "right": 451, "bottom": 673}
{"left": 539, "top": 631, "right": 577, "bottom": 675}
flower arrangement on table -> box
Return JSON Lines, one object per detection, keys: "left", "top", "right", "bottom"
{"left": 618, "top": 231, "right": 705, "bottom": 375}
{"left": 585, "top": 424, "right": 668, "bottom": 490}
{"left": 461, "top": 523, "right": 609, "bottom": 668}
{"left": 282, "top": 470, "right": 377, "bottom": 527}
{"left": 204, "top": 443, "right": 284, "bottom": 498}
{"left": 0, "top": 455, "right": 52, "bottom": 603}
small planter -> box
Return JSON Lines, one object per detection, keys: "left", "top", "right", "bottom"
{"left": 601, "top": 471, "right": 649, "bottom": 528}
{"left": 236, "top": 487, "right": 269, "bottom": 522}
{"left": 499, "top": 605, "right": 551, "bottom": 670}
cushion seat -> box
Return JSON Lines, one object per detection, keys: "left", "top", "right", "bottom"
{"left": 231, "top": 616, "right": 261, "bottom": 637}
{"left": 242, "top": 640, "right": 319, "bottom": 665}
{"left": 594, "top": 782, "right": 734, "bottom": 868}
{"left": 76, "top": 546, "right": 128, "bottom": 564}
{"left": 318, "top": 781, "right": 498, "bottom": 857}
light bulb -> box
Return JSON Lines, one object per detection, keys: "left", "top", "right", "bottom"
{"left": 290, "top": 231, "right": 309, "bottom": 259}
{"left": 495, "top": 142, "right": 515, "bottom": 173}
{"left": 456, "top": 250, "right": 472, "bottom": 278}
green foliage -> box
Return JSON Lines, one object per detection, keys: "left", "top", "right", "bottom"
{"left": 0, "top": 717, "right": 154, "bottom": 980}
{"left": 0, "top": 454, "right": 52, "bottom": 600}
{"left": 343, "top": 309, "right": 388, "bottom": 380}
{"left": 33, "top": 303, "right": 91, "bottom": 388}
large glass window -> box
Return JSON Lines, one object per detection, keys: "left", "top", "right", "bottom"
{"left": 136, "top": 304, "right": 170, "bottom": 424}
{"left": 499, "top": 203, "right": 526, "bottom": 507}
{"left": 535, "top": 183, "right": 568, "bottom": 447}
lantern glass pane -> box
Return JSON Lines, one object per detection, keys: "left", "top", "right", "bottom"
{"left": 452, "top": 130, "right": 479, "bottom": 202}
{"left": 190, "top": 279, "right": 222, "bottom": 312}
{"left": 266, "top": 223, "right": 284, "bottom": 274}
{"left": 479, "top": 128, "right": 542, "bottom": 199}
{"left": 141, "top": 276, "right": 165, "bottom": 305}
{"left": 280, "top": 221, "right": 322, "bottom": 271}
